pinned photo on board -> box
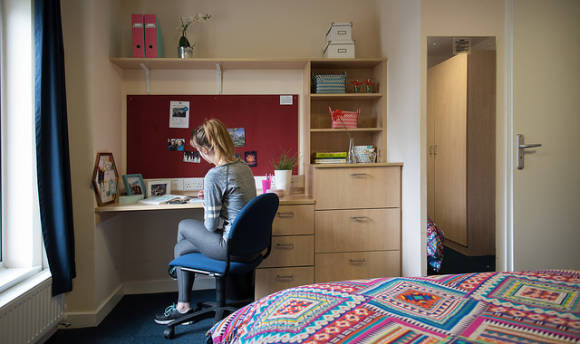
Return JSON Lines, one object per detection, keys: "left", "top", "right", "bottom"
{"left": 169, "top": 100, "right": 190, "bottom": 128}
{"left": 184, "top": 151, "right": 201, "bottom": 163}
{"left": 168, "top": 138, "right": 186, "bottom": 151}
{"left": 227, "top": 128, "right": 246, "bottom": 147}
{"left": 244, "top": 151, "right": 257, "bottom": 167}
{"left": 234, "top": 152, "right": 241, "bottom": 160}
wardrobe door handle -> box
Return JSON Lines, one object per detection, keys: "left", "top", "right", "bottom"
{"left": 277, "top": 212, "right": 295, "bottom": 218}
{"left": 276, "top": 274, "right": 294, "bottom": 281}
{"left": 275, "top": 243, "right": 294, "bottom": 249}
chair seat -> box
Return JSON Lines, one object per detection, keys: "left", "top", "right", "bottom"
{"left": 169, "top": 252, "right": 263, "bottom": 276}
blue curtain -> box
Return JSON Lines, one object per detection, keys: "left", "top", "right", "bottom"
{"left": 34, "top": 0, "right": 76, "bottom": 296}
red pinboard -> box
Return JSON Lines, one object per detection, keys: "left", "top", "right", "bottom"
{"left": 126, "top": 95, "right": 299, "bottom": 178}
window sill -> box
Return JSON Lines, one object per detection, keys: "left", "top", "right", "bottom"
{"left": 0, "top": 268, "right": 51, "bottom": 310}
{"left": 0, "top": 266, "right": 43, "bottom": 295}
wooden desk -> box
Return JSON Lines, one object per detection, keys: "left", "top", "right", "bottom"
{"left": 95, "top": 195, "right": 314, "bottom": 213}
{"left": 94, "top": 195, "right": 314, "bottom": 298}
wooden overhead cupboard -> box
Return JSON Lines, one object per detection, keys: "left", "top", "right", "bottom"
{"left": 427, "top": 51, "right": 495, "bottom": 256}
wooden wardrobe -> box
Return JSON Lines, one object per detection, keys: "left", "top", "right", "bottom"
{"left": 427, "top": 51, "right": 495, "bottom": 256}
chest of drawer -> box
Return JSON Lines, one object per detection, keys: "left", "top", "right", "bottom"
{"left": 260, "top": 235, "right": 314, "bottom": 268}
{"left": 315, "top": 208, "right": 400, "bottom": 253}
{"left": 273, "top": 205, "right": 314, "bottom": 235}
{"left": 315, "top": 251, "right": 400, "bottom": 283}
{"left": 313, "top": 166, "right": 401, "bottom": 210}
{"left": 255, "top": 266, "right": 314, "bottom": 299}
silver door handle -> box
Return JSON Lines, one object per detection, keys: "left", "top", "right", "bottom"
{"left": 517, "top": 134, "right": 542, "bottom": 170}
{"left": 519, "top": 144, "right": 542, "bottom": 149}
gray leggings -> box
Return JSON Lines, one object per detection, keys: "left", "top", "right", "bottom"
{"left": 174, "top": 219, "right": 227, "bottom": 303}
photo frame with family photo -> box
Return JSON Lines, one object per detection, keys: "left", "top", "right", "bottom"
{"left": 122, "top": 174, "right": 146, "bottom": 196}
{"left": 146, "top": 179, "right": 171, "bottom": 197}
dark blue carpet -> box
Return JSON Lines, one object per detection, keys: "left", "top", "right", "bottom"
{"left": 47, "top": 290, "right": 215, "bottom": 344}
{"left": 429, "top": 246, "right": 495, "bottom": 275}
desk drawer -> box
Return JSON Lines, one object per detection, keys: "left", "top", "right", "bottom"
{"left": 315, "top": 208, "right": 400, "bottom": 253}
{"left": 313, "top": 166, "right": 401, "bottom": 210}
{"left": 260, "top": 235, "right": 314, "bottom": 268}
{"left": 315, "top": 251, "right": 400, "bottom": 283}
{"left": 255, "top": 267, "right": 314, "bottom": 299}
{"left": 273, "top": 205, "right": 314, "bottom": 235}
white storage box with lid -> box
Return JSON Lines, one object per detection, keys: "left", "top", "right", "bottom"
{"left": 323, "top": 40, "right": 355, "bottom": 58}
{"left": 326, "top": 22, "right": 352, "bottom": 41}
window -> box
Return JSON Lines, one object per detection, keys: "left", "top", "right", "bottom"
{"left": 0, "top": 0, "right": 44, "bottom": 293}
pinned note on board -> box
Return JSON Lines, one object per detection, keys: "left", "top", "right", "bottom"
{"left": 280, "top": 95, "right": 293, "bottom": 105}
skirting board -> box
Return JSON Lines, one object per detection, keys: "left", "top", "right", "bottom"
{"left": 63, "top": 276, "right": 215, "bottom": 328}
{"left": 63, "top": 284, "right": 124, "bottom": 329}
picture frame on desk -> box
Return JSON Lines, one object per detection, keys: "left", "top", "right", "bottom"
{"left": 92, "top": 152, "right": 119, "bottom": 206}
{"left": 122, "top": 173, "right": 146, "bottom": 196}
{"left": 146, "top": 179, "right": 171, "bottom": 197}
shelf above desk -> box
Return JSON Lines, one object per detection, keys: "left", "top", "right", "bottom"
{"left": 110, "top": 57, "right": 308, "bottom": 70}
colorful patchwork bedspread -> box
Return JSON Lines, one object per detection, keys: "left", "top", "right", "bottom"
{"left": 208, "top": 270, "right": 580, "bottom": 343}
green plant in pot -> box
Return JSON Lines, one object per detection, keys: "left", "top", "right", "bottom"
{"left": 272, "top": 152, "right": 297, "bottom": 195}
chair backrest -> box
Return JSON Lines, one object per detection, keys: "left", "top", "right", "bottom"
{"left": 226, "top": 193, "right": 279, "bottom": 259}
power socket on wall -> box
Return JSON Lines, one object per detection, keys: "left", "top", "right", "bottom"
{"left": 183, "top": 178, "right": 204, "bottom": 191}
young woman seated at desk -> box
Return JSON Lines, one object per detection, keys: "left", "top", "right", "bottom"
{"left": 154, "top": 118, "right": 257, "bottom": 324}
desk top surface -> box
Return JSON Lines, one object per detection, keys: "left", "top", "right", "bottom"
{"left": 95, "top": 195, "right": 315, "bottom": 213}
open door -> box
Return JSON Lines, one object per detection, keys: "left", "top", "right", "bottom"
{"left": 511, "top": 0, "right": 580, "bottom": 270}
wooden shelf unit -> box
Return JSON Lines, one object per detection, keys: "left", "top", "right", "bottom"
{"left": 307, "top": 59, "right": 387, "bottom": 165}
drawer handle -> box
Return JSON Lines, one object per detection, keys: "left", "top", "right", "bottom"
{"left": 275, "top": 243, "right": 295, "bottom": 249}
{"left": 277, "top": 212, "right": 295, "bottom": 218}
{"left": 349, "top": 258, "right": 367, "bottom": 264}
{"left": 350, "top": 173, "right": 369, "bottom": 178}
{"left": 350, "top": 216, "right": 370, "bottom": 222}
{"left": 276, "top": 274, "right": 294, "bottom": 281}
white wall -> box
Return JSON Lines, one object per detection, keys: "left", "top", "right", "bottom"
{"left": 376, "top": 0, "right": 424, "bottom": 276}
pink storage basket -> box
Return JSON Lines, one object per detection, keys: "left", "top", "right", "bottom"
{"left": 329, "top": 106, "right": 359, "bottom": 129}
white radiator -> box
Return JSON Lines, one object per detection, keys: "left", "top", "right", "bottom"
{"left": 0, "top": 277, "right": 63, "bottom": 344}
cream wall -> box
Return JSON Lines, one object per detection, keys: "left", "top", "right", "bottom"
{"left": 118, "top": 0, "right": 380, "bottom": 59}
{"left": 376, "top": 0, "right": 423, "bottom": 276}
{"left": 420, "top": 0, "right": 507, "bottom": 270}
{"left": 61, "top": 0, "right": 124, "bottom": 326}
{"left": 61, "top": 0, "right": 384, "bottom": 327}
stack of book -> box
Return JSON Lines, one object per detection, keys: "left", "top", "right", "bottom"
{"left": 313, "top": 152, "right": 347, "bottom": 164}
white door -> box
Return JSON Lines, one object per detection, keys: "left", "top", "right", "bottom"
{"left": 512, "top": 0, "right": 580, "bottom": 270}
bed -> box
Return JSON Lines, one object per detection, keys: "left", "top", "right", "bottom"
{"left": 208, "top": 270, "right": 580, "bottom": 343}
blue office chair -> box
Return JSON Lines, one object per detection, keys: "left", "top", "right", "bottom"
{"left": 162, "top": 193, "right": 279, "bottom": 339}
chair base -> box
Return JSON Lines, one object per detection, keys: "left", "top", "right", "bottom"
{"left": 163, "top": 300, "right": 250, "bottom": 339}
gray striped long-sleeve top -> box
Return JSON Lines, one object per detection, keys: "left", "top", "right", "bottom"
{"left": 203, "top": 159, "right": 257, "bottom": 240}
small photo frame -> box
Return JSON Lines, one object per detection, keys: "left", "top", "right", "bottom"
{"left": 92, "top": 153, "right": 119, "bottom": 206}
{"left": 122, "top": 174, "right": 146, "bottom": 196}
{"left": 146, "top": 179, "right": 171, "bottom": 197}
